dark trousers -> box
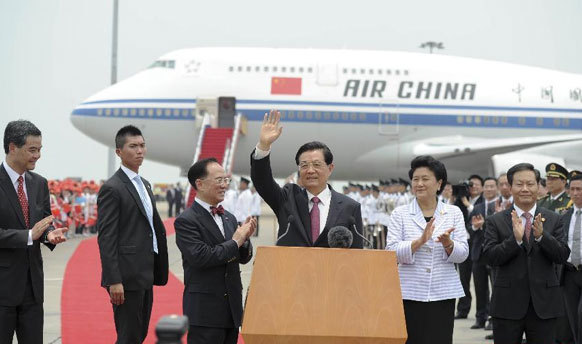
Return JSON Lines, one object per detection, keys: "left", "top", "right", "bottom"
{"left": 187, "top": 326, "right": 238, "bottom": 344}
{"left": 403, "top": 299, "right": 455, "bottom": 344}
{"left": 472, "top": 261, "right": 490, "bottom": 323}
{"left": 168, "top": 201, "right": 174, "bottom": 217}
{"left": 112, "top": 288, "right": 153, "bottom": 344}
{"left": 0, "top": 274, "right": 43, "bottom": 344}
{"left": 492, "top": 300, "right": 557, "bottom": 344}
{"left": 456, "top": 256, "right": 473, "bottom": 316}
{"left": 563, "top": 268, "right": 582, "bottom": 344}
{"left": 252, "top": 215, "right": 260, "bottom": 236}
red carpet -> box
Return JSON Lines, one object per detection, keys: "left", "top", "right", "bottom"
{"left": 60, "top": 218, "right": 245, "bottom": 343}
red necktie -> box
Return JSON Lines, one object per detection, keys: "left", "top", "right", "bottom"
{"left": 523, "top": 212, "right": 532, "bottom": 242}
{"left": 310, "top": 196, "right": 321, "bottom": 243}
{"left": 17, "top": 176, "right": 30, "bottom": 228}
{"left": 210, "top": 205, "right": 225, "bottom": 216}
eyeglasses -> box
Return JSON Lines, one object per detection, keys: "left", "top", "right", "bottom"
{"left": 201, "top": 177, "right": 231, "bottom": 185}
{"left": 298, "top": 161, "right": 326, "bottom": 170}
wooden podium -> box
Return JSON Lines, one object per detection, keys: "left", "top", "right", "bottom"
{"left": 241, "top": 247, "right": 407, "bottom": 344}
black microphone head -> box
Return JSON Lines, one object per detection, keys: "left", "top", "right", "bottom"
{"left": 287, "top": 215, "right": 294, "bottom": 223}
{"left": 349, "top": 216, "right": 356, "bottom": 225}
{"left": 327, "top": 226, "right": 353, "bottom": 248}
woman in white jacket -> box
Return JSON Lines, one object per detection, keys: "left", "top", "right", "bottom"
{"left": 386, "top": 155, "right": 469, "bottom": 344}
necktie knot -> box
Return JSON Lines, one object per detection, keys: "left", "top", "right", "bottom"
{"left": 211, "top": 205, "right": 225, "bottom": 216}
{"left": 17, "top": 175, "right": 23, "bottom": 184}
{"left": 312, "top": 196, "right": 320, "bottom": 205}
{"left": 523, "top": 212, "right": 532, "bottom": 220}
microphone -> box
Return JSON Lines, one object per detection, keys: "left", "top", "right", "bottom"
{"left": 276, "top": 215, "right": 294, "bottom": 245}
{"left": 327, "top": 226, "right": 353, "bottom": 248}
{"left": 349, "top": 216, "right": 373, "bottom": 249}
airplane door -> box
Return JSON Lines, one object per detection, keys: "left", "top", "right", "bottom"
{"left": 218, "top": 97, "right": 236, "bottom": 128}
{"left": 378, "top": 101, "right": 399, "bottom": 137}
{"left": 316, "top": 64, "right": 338, "bottom": 86}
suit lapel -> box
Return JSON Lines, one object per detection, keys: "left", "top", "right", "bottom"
{"left": 0, "top": 164, "right": 27, "bottom": 228}
{"left": 409, "top": 199, "right": 427, "bottom": 231}
{"left": 116, "top": 169, "right": 148, "bottom": 219}
{"left": 222, "top": 214, "right": 235, "bottom": 240}
{"left": 295, "top": 187, "right": 313, "bottom": 244}
{"left": 192, "top": 202, "right": 226, "bottom": 243}
{"left": 324, "top": 189, "right": 342, "bottom": 230}
{"left": 25, "top": 172, "right": 37, "bottom": 224}
{"left": 563, "top": 208, "right": 574, "bottom": 238}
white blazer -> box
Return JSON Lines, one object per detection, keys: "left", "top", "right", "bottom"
{"left": 386, "top": 198, "right": 469, "bottom": 302}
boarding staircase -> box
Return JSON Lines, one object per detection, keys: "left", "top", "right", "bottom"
{"left": 186, "top": 113, "right": 244, "bottom": 208}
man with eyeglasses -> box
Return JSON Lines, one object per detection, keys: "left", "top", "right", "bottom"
{"left": 175, "top": 157, "right": 255, "bottom": 344}
{"left": 250, "top": 110, "right": 364, "bottom": 248}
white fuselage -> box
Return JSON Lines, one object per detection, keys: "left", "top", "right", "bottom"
{"left": 71, "top": 47, "right": 582, "bottom": 181}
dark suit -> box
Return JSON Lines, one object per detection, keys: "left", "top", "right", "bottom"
{"left": 559, "top": 207, "right": 582, "bottom": 344}
{"left": 97, "top": 168, "right": 169, "bottom": 343}
{"left": 174, "top": 187, "right": 183, "bottom": 214}
{"left": 250, "top": 151, "right": 363, "bottom": 248}
{"left": 0, "top": 164, "right": 56, "bottom": 343}
{"left": 456, "top": 194, "right": 484, "bottom": 317}
{"left": 166, "top": 189, "right": 175, "bottom": 217}
{"left": 469, "top": 200, "right": 495, "bottom": 324}
{"left": 174, "top": 201, "right": 253, "bottom": 344}
{"left": 483, "top": 206, "right": 570, "bottom": 344}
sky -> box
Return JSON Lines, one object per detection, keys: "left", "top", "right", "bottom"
{"left": 1, "top": 0, "right": 581, "bottom": 183}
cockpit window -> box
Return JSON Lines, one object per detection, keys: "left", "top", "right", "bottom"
{"left": 149, "top": 60, "right": 175, "bottom": 69}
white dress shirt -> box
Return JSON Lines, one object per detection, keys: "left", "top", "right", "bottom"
{"left": 2, "top": 162, "right": 33, "bottom": 245}
{"left": 568, "top": 205, "right": 582, "bottom": 263}
{"left": 386, "top": 198, "right": 469, "bottom": 302}
{"left": 120, "top": 165, "right": 158, "bottom": 252}
{"left": 235, "top": 188, "right": 253, "bottom": 223}
{"left": 195, "top": 197, "right": 226, "bottom": 237}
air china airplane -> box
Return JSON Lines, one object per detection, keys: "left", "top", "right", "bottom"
{"left": 71, "top": 47, "right": 582, "bottom": 181}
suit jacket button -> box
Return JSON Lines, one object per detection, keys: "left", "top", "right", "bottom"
{"left": 225, "top": 272, "right": 228, "bottom": 277}
{"left": 149, "top": 233, "right": 152, "bottom": 237}
{"left": 224, "top": 293, "right": 228, "bottom": 298}
{"left": 426, "top": 268, "right": 431, "bottom": 273}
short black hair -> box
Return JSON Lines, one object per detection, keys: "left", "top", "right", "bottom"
{"left": 115, "top": 125, "right": 143, "bottom": 149}
{"left": 294, "top": 141, "right": 333, "bottom": 165}
{"left": 540, "top": 178, "right": 547, "bottom": 187}
{"left": 408, "top": 155, "right": 447, "bottom": 194}
{"left": 468, "top": 174, "right": 484, "bottom": 186}
{"left": 188, "top": 157, "right": 218, "bottom": 190}
{"left": 483, "top": 177, "right": 498, "bottom": 185}
{"left": 4, "top": 120, "right": 42, "bottom": 154}
{"left": 507, "top": 163, "right": 540, "bottom": 185}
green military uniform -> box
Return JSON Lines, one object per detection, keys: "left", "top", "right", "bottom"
{"left": 537, "top": 162, "right": 571, "bottom": 214}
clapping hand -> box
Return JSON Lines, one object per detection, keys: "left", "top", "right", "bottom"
{"left": 471, "top": 214, "right": 484, "bottom": 230}
{"left": 533, "top": 213, "right": 544, "bottom": 239}
{"left": 511, "top": 210, "right": 524, "bottom": 242}
{"left": 47, "top": 227, "right": 69, "bottom": 244}
{"left": 257, "top": 110, "right": 283, "bottom": 151}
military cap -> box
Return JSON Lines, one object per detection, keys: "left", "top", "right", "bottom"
{"left": 570, "top": 170, "right": 582, "bottom": 180}
{"left": 240, "top": 177, "right": 250, "bottom": 184}
{"left": 546, "top": 163, "right": 568, "bottom": 180}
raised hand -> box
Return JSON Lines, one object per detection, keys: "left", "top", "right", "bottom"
{"left": 436, "top": 228, "right": 455, "bottom": 246}
{"left": 233, "top": 217, "right": 257, "bottom": 247}
{"left": 47, "top": 227, "right": 69, "bottom": 244}
{"left": 511, "top": 210, "right": 524, "bottom": 242}
{"left": 533, "top": 213, "right": 544, "bottom": 239}
{"left": 257, "top": 110, "right": 283, "bottom": 151}
{"left": 31, "top": 215, "right": 54, "bottom": 241}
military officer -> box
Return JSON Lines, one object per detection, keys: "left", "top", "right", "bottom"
{"left": 538, "top": 162, "right": 571, "bottom": 214}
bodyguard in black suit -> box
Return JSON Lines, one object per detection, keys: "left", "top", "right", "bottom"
{"left": 455, "top": 175, "right": 484, "bottom": 319}
{"left": 468, "top": 177, "right": 498, "bottom": 329}
{"left": 97, "top": 125, "right": 169, "bottom": 344}
{"left": 250, "top": 110, "right": 363, "bottom": 248}
{"left": 483, "top": 163, "right": 570, "bottom": 344}
{"left": 175, "top": 158, "right": 255, "bottom": 344}
{"left": 0, "top": 120, "right": 68, "bottom": 344}
{"left": 559, "top": 171, "right": 582, "bottom": 344}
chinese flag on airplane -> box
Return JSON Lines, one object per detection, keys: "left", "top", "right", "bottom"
{"left": 271, "top": 77, "right": 302, "bottom": 95}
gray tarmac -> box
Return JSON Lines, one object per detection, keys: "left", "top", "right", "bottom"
{"left": 35, "top": 202, "right": 491, "bottom": 344}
